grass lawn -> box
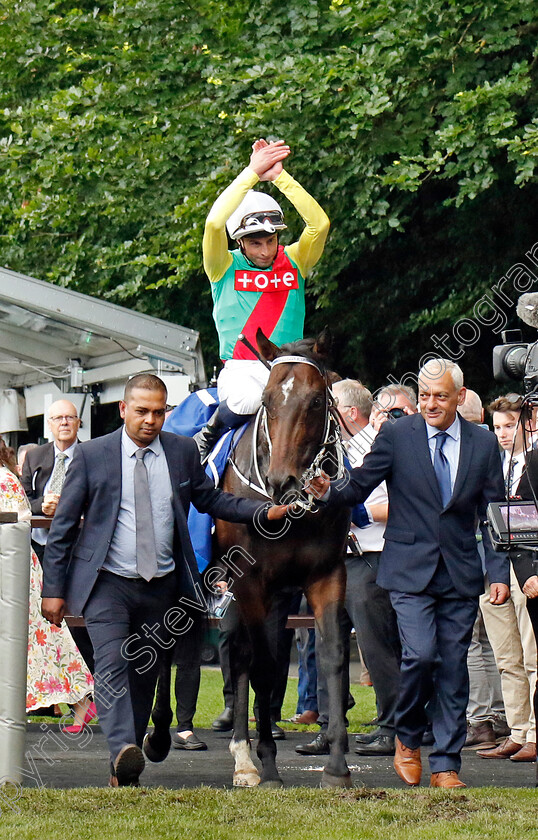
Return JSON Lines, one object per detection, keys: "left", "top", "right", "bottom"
{"left": 2, "top": 786, "right": 537, "bottom": 840}
{"left": 17, "top": 668, "right": 537, "bottom": 839}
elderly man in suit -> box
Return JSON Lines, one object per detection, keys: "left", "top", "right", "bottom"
{"left": 21, "top": 399, "right": 81, "bottom": 560}
{"left": 306, "top": 359, "right": 510, "bottom": 788}
{"left": 42, "top": 374, "right": 288, "bottom": 787}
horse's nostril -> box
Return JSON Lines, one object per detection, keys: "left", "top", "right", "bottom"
{"left": 267, "top": 474, "right": 301, "bottom": 504}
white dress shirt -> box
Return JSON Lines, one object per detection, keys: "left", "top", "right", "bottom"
{"left": 103, "top": 427, "right": 175, "bottom": 578}
{"left": 347, "top": 423, "right": 387, "bottom": 554}
{"left": 503, "top": 450, "right": 526, "bottom": 496}
{"left": 33, "top": 441, "right": 78, "bottom": 546}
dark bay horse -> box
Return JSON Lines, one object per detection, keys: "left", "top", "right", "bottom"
{"left": 146, "top": 329, "right": 352, "bottom": 788}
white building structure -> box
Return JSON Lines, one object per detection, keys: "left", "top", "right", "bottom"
{"left": 0, "top": 268, "right": 206, "bottom": 444}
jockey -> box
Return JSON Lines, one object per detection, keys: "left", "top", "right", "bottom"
{"left": 195, "top": 138, "right": 330, "bottom": 460}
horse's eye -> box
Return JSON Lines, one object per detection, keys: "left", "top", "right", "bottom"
{"left": 310, "top": 396, "right": 323, "bottom": 410}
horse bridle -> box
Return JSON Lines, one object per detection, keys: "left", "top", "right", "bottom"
{"left": 228, "top": 355, "right": 346, "bottom": 510}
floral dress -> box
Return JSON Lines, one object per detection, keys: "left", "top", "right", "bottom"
{"left": 0, "top": 467, "right": 94, "bottom": 711}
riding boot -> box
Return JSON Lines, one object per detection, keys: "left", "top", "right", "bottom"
{"left": 193, "top": 400, "right": 247, "bottom": 463}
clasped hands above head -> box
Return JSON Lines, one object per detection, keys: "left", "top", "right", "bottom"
{"left": 249, "top": 138, "right": 291, "bottom": 182}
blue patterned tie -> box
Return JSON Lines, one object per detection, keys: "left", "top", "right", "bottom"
{"left": 434, "top": 432, "right": 452, "bottom": 507}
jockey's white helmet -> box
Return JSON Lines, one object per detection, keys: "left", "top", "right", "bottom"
{"left": 226, "top": 190, "right": 287, "bottom": 240}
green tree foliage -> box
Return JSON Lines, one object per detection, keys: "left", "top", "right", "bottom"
{"left": 0, "top": 0, "right": 537, "bottom": 386}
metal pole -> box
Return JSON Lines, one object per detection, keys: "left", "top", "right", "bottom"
{"left": 0, "top": 518, "right": 30, "bottom": 786}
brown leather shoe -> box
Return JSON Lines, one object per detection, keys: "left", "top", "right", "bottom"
{"left": 291, "top": 710, "right": 319, "bottom": 725}
{"left": 430, "top": 771, "right": 466, "bottom": 788}
{"left": 477, "top": 737, "right": 523, "bottom": 759}
{"left": 394, "top": 736, "right": 422, "bottom": 786}
{"left": 509, "top": 742, "right": 536, "bottom": 762}
{"left": 463, "top": 720, "right": 496, "bottom": 750}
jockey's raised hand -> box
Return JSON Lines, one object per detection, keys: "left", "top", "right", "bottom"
{"left": 249, "top": 139, "right": 290, "bottom": 181}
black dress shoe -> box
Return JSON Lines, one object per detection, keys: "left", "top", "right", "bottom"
{"left": 421, "top": 726, "right": 434, "bottom": 746}
{"left": 355, "top": 727, "right": 382, "bottom": 744}
{"left": 212, "top": 707, "right": 234, "bottom": 732}
{"left": 256, "top": 719, "right": 286, "bottom": 740}
{"left": 172, "top": 732, "right": 207, "bottom": 751}
{"left": 295, "top": 731, "right": 330, "bottom": 756}
{"left": 271, "top": 721, "right": 286, "bottom": 740}
{"left": 113, "top": 744, "right": 145, "bottom": 786}
{"left": 354, "top": 734, "right": 395, "bottom": 756}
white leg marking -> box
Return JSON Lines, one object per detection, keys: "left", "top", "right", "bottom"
{"left": 229, "top": 738, "right": 260, "bottom": 787}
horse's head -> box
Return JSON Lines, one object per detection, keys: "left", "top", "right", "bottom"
{"left": 256, "top": 328, "right": 333, "bottom": 504}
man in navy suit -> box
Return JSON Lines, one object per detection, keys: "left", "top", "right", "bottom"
{"left": 41, "top": 374, "right": 288, "bottom": 786}
{"left": 307, "top": 359, "right": 510, "bottom": 788}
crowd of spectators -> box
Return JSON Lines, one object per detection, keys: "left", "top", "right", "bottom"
{"left": 1, "top": 365, "right": 537, "bottom": 789}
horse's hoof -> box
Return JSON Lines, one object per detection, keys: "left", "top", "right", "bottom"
{"left": 143, "top": 731, "right": 171, "bottom": 763}
{"left": 321, "top": 770, "right": 352, "bottom": 789}
{"left": 233, "top": 771, "right": 261, "bottom": 787}
{"left": 260, "top": 778, "right": 284, "bottom": 789}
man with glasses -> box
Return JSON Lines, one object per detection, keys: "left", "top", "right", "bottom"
{"left": 22, "top": 399, "right": 81, "bottom": 562}
{"left": 195, "top": 137, "right": 330, "bottom": 460}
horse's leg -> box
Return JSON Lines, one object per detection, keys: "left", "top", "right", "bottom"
{"left": 307, "top": 565, "right": 352, "bottom": 788}
{"left": 227, "top": 603, "right": 260, "bottom": 787}
{"left": 143, "top": 645, "right": 173, "bottom": 763}
{"left": 249, "top": 619, "right": 282, "bottom": 788}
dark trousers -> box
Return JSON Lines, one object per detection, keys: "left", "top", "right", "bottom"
{"left": 83, "top": 570, "right": 176, "bottom": 765}
{"left": 390, "top": 559, "right": 478, "bottom": 773}
{"left": 345, "top": 553, "right": 401, "bottom": 733}
{"left": 218, "top": 588, "right": 297, "bottom": 720}
{"left": 525, "top": 596, "right": 538, "bottom": 753}
{"left": 173, "top": 614, "right": 204, "bottom": 731}
{"left": 316, "top": 553, "right": 401, "bottom": 733}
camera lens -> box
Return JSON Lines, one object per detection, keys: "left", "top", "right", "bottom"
{"left": 388, "top": 408, "right": 405, "bottom": 419}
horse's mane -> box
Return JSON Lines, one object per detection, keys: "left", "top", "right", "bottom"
{"left": 276, "top": 338, "right": 331, "bottom": 374}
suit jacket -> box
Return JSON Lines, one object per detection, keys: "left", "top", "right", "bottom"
{"left": 328, "top": 413, "right": 509, "bottom": 596}
{"left": 42, "top": 427, "right": 267, "bottom": 615}
{"left": 508, "top": 452, "right": 538, "bottom": 588}
{"left": 21, "top": 441, "right": 55, "bottom": 515}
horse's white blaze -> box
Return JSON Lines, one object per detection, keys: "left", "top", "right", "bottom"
{"left": 229, "top": 738, "right": 260, "bottom": 787}
{"left": 281, "top": 377, "right": 294, "bottom": 405}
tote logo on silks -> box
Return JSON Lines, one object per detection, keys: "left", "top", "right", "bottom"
{"left": 234, "top": 268, "right": 298, "bottom": 292}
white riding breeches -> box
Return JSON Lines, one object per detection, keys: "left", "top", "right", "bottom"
{"left": 217, "top": 359, "right": 270, "bottom": 415}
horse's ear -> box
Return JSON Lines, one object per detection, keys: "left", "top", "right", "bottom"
{"left": 313, "top": 327, "right": 332, "bottom": 359}
{"left": 256, "top": 328, "right": 280, "bottom": 362}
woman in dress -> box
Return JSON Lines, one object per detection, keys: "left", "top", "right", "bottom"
{"left": 0, "top": 441, "right": 95, "bottom": 730}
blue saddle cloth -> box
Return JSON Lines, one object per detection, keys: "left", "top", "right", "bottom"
{"left": 164, "top": 390, "right": 247, "bottom": 573}
{"left": 163, "top": 387, "right": 218, "bottom": 436}
{"left": 187, "top": 429, "right": 241, "bottom": 573}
